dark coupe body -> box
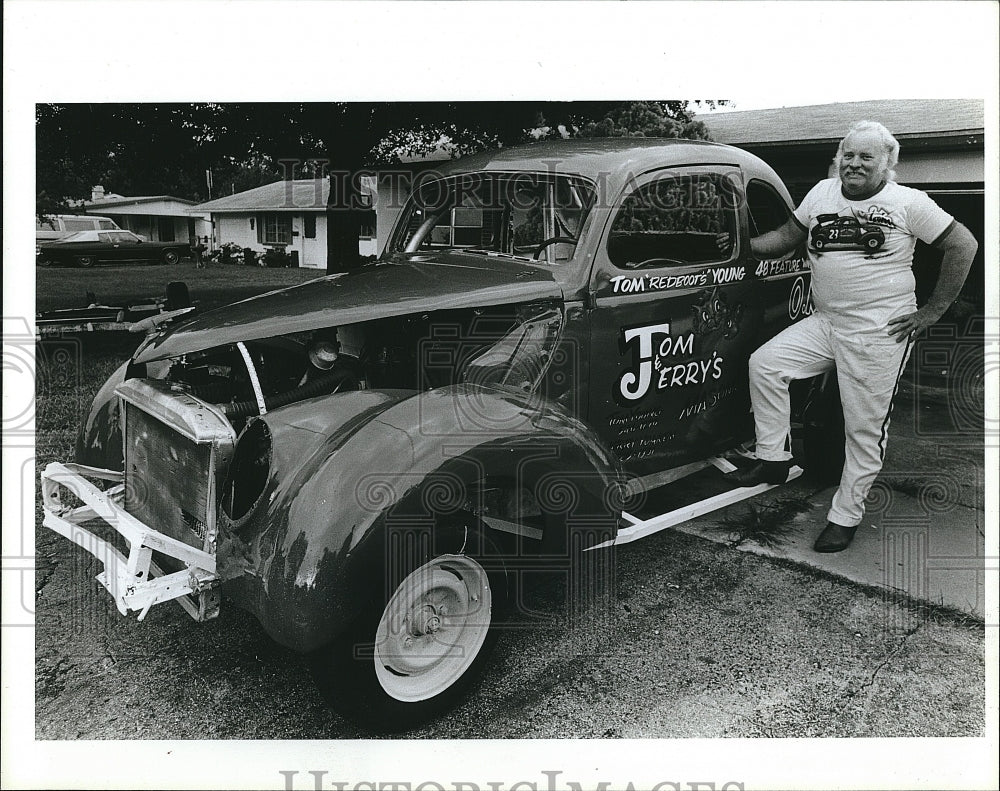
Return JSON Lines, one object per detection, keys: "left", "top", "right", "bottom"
{"left": 42, "top": 139, "right": 829, "bottom": 731}
{"left": 37, "top": 229, "right": 189, "bottom": 267}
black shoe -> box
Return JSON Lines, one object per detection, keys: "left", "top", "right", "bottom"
{"left": 726, "top": 460, "right": 791, "bottom": 487}
{"left": 813, "top": 522, "right": 857, "bottom": 553}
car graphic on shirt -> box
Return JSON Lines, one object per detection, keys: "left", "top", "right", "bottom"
{"left": 810, "top": 213, "right": 885, "bottom": 251}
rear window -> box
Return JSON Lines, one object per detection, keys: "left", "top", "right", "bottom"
{"left": 63, "top": 218, "right": 97, "bottom": 232}
{"left": 746, "top": 180, "right": 792, "bottom": 235}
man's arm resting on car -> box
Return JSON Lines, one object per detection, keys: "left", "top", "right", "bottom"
{"left": 714, "top": 217, "right": 806, "bottom": 257}
{"left": 750, "top": 218, "right": 807, "bottom": 259}
{"left": 887, "top": 221, "right": 978, "bottom": 342}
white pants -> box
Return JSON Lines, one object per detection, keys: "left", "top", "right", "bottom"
{"left": 748, "top": 312, "right": 912, "bottom": 527}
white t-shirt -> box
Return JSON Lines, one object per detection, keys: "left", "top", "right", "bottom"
{"left": 793, "top": 178, "right": 954, "bottom": 336}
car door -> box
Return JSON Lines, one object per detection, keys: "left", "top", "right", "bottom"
{"left": 587, "top": 165, "right": 764, "bottom": 477}
{"left": 110, "top": 231, "right": 143, "bottom": 261}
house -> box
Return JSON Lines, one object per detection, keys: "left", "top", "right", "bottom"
{"left": 696, "top": 99, "right": 984, "bottom": 201}
{"left": 192, "top": 177, "right": 378, "bottom": 269}
{"left": 697, "top": 98, "right": 986, "bottom": 312}
{"left": 80, "top": 186, "right": 212, "bottom": 246}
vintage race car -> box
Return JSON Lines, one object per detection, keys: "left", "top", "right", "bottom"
{"left": 41, "top": 139, "right": 834, "bottom": 731}
{"left": 810, "top": 213, "right": 886, "bottom": 251}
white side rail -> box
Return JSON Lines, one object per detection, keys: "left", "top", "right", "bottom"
{"left": 40, "top": 462, "right": 220, "bottom": 621}
{"left": 588, "top": 464, "right": 804, "bottom": 550}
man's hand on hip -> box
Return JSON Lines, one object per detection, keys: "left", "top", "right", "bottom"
{"left": 887, "top": 305, "right": 944, "bottom": 342}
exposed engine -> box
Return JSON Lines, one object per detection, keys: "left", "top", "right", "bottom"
{"left": 150, "top": 307, "right": 537, "bottom": 434}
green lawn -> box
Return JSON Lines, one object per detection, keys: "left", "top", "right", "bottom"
{"left": 36, "top": 260, "right": 326, "bottom": 314}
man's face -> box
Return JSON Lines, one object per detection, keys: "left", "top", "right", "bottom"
{"left": 839, "top": 130, "right": 888, "bottom": 196}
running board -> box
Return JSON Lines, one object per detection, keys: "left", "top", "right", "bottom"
{"left": 624, "top": 456, "right": 736, "bottom": 497}
{"left": 586, "top": 465, "right": 804, "bottom": 551}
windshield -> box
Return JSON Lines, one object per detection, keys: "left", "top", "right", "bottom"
{"left": 389, "top": 172, "right": 596, "bottom": 264}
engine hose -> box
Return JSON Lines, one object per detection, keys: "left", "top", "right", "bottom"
{"left": 218, "top": 369, "right": 359, "bottom": 418}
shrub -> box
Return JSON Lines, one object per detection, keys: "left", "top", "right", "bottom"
{"left": 262, "top": 247, "right": 291, "bottom": 268}
{"left": 208, "top": 242, "right": 246, "bottom": 266}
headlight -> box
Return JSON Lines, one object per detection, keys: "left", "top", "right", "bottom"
{"left": 220, "top": 419, "right": 272, "bottom": 528}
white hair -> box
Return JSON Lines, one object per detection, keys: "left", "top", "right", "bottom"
{"left": 834, "top": 120, "right": 900, "bottom": 181}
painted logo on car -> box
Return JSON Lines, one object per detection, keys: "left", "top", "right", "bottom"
{"left": 618, "top": 322, "right": 724, "bottom": 402}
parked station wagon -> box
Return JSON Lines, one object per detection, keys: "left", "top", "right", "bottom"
{"left": 42, "top": 139, "right": 831, "bottom": 730}
{"left": 36, "top": 229, "right": 189, "bottom": 267}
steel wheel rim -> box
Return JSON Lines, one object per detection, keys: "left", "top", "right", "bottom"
{"left": 374, "top": 554, "right": 492, "bottom": 702}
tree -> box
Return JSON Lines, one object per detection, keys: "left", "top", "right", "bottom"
{"left": 575, "top": 100, "right": 714, "bottom": 140}
{"left": 35, "top": 100, "right": 724, "bottom": 272}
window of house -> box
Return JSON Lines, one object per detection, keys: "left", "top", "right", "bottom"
{"left": 260, "top": 213, "right": 292, "bottom": 245}
{"left": 746, "top": 180, "right": 793, "bottom": 236}
{"left": 304, "top": 214, "right": 317, "bottom": 239}
{"left": 158, "top": 216, "right": 175, "bottom": 242}
{"left": 359, "top": 209, "right": 377, "bottom": 239}
{"left": 607, "top": 171, "right": 738, "bottom": 269}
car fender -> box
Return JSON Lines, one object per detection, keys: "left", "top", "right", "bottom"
{"left": 74, "top": 360, "right": 131, "bottom": 470}
{"left": 219, "top": 383, "right": 622, "bottom": 653}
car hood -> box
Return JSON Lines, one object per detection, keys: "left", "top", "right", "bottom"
{"left": 134, "top": 253, "right": 563, "bottom": 363}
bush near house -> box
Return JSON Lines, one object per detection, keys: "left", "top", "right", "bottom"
{"left": 262, "top": 247, "right": 292, "bottom": 268}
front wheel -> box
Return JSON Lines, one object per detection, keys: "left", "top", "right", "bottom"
{"left": 308, "top": 524, "right": 505, "bottom": 732}
{"left": 162, "top": 250, "right": 180, "bottom": 265}
{"left": 75, "top": 255, "right": 96, "bottom": 268}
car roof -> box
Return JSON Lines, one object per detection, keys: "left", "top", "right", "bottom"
{"left": 427, "top": 138, "right": 789, "bottom": 202}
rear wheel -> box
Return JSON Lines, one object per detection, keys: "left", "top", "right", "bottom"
{"left": 308, "top": 520, "right": 505, "bottom": 732}
{"left": 162, "top": 250, "right": 180, "bottom": 265}
{"left": 75, "top": 255, "right": 96, "bottom": 268}
{"left": 813, "top": 237, "right": 826, "bottom": 250}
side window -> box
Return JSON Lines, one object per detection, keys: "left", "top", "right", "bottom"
{"left": 607, "top": 172, "right": 738, "bottom": 269}
{"left": 98, "top": 233, "right": 113, "bottom": 243}
{"left": 746, "top": 180, "right": 793, "bottom": 235}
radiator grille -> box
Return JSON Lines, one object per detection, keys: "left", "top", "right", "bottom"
{"left": 118, "top": 379, "right": 236, "bottom": 552}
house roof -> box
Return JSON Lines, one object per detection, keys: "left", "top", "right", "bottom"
{"left": 194, "top": 178, "right": 377, "bottom": 213}
{"left": 696, "top": 99, "right": 984, "bottom": 147}
{"left": 82, "top": 195, "right": 198, "bottom": 209}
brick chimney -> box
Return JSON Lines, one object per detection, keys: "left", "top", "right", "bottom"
{"left": 91, "top": 185, "right": 106, "bottom": 202}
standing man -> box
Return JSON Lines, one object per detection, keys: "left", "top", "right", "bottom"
{"left": 727, "top": 120, "right": 977, "bottom": 552}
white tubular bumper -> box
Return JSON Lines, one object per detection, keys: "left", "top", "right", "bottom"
{"left": 40, "top": 462, "right": 220, "bottom": 621}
